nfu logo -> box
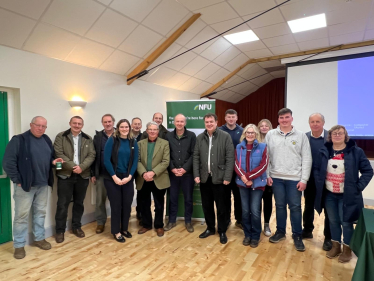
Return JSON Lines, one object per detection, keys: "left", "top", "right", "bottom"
{"left": 194, "top": 104, "right": 212, "bottom": 110}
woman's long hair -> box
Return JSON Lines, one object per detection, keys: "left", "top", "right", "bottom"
{"left": 258, "top": 119, "right": 273, "bottom": 143}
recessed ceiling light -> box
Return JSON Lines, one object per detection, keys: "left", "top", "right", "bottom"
{"left": 288, "top": 13, "right": 327, "bottom": 33}
{"left": 224, "top": 30, "right": 259, "bottom": 45}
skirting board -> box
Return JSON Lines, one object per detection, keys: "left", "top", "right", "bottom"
{"left": 25, "top": 207, "right": 112, "bottom": 246}
{"left": 364, "top": 198, "right": 374, "bottom": 206}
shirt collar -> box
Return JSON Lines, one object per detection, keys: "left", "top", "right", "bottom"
{"left": 311, "top": 130, "right": 324, "bottom": 138}
{"left": 71, "top": 132, "right": 81, "bottom": 138}
{"left": 148, "top": 137, "right": 157, "bottom": 143}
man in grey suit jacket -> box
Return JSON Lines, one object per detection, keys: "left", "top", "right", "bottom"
{"left": 303, "top": 113, "right": 332, "bottom": 251}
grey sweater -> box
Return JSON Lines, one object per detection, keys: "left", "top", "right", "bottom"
{"left": 265, "top": 126, "right": 312, "bottom": 184}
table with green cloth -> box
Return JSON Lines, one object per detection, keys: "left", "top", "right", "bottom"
{"left": 350, "top": 208, "right": 374, "bottom": 281}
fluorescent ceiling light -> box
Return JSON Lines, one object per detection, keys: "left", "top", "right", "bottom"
{"left": 224, "top": 30, "right": 259, "bottom": 45}
{"left": 288, "top": 13, "right": 326, "bottom": 33}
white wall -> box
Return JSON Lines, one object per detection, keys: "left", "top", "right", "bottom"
{"left": 284, "top": 48, "right": 374, "bottom": 204}
{"left": 0, "top": 45, "right": 200, "bottom": 239}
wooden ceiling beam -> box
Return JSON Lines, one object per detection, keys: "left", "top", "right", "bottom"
{"left": 201, "top": 40, "right": 374, "bottom": 97}
{"left": 127, "top": 13, "right": 201, "bottom": 85}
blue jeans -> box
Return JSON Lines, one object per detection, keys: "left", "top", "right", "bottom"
{"left": 13, "top": 185, "right": 49, "bottom": 248}
{"left": 239, "top": 187, "right": 263, "bottom": 240}
{"left": 272, "top": 178, "right": 302, "bottom": 236}
{"left": 324, "top": 191, "right": 354, "bottom": 245}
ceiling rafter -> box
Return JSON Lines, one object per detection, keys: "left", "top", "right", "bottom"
{"left": 127, "top": 13, "right": 201, "bottom": 85}
{"left": 201, "top": 40, "right": 374, "bottom": 97}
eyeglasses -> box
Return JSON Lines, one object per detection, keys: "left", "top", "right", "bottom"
{"left": 245, "top": 132, "right": 256, "bottom": 136}
{"left": 32, "top": 123, "right": 47, "bottom": 129}
{"left": 332, "top": 132, "right": 344, "bottom": 137}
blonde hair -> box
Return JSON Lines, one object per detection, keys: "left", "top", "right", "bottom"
{"left": 240, "top": 124, "right": 261, "bottom": 143}
{"left": 258, "top": 119, "right": 273, "bottom": 143}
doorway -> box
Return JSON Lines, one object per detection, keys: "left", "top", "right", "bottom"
{"left": 0, "top": 91, "right": 12, "bottom": 244}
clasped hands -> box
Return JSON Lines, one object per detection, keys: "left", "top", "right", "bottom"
{"left": 112, "top": 174, "right": 132, "bottom": 185}
{"left": 172, "top": 168, "right": 187, "bottom": 177}
{"left": 241, "top": 175, "right": 253, "bottom": 186}
{"left": 143, "top": 171, "right": 155, "bottom": 182}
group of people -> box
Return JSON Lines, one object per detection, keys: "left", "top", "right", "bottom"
{"left": 3, "top": 108, "right": 373, "bottom": 265}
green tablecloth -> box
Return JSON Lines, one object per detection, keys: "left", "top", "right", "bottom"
{"left": 350, "top": 208, "right": 374, "bottom": 281}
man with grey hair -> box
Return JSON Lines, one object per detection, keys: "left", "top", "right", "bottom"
{"left": 3, "top": 116, "right": 63, "bottom": 259}
{"left": 303, "top": 112, "right": 332, "bottom": 251}
{"left": 136, "top": 121, "right": 170, "bottom": 237}
{"left": 164, "top": 114, "right": 196, "bottom": 232}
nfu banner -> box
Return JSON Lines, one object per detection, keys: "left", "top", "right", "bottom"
{"left": 166, "top": 100, "right": 215, "bottom": 133}
{"left": 166, "top": 99, "right": 215, "bottom": 220}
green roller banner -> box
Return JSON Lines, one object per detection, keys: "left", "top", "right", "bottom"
{"left": 166, "top": 100, "right": 215, "bottom": 221}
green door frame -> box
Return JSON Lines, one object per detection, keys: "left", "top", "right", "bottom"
{"left": 0, "top": 91, "right": 12, "bottom": 244}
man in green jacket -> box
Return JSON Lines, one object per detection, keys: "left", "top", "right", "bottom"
{"left": 136, "top": 121, "right": 170, "bottom": 237}
{"left": 193, "top": 113, "right": 234, "bottom": 244}
{"left": 54, "top": 116, "right": 95, "bottom": 243}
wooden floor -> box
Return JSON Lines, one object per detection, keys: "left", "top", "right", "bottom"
{"left": 0, "top": 202, "right": 364, "bottom": 281}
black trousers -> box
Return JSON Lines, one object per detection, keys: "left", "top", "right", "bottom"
{"left": 104, "top": 173, "right": 134, "bottom": 234}
{"left": 225, "top": 174, "right": 242, "bottom": 224}
{"left": 262, "top": 185, "right": 273, "bottom": 223}
{"left": 200, "top": 176, "right": 228, "bottom": 234}
{"left": 55, "top": 174, "right": 89, "bottom": 233}
{"left": 141, "top": 181, "right": 166, "bottom": 229}
{"left": 136, "top": 189, "right": 143, "bottom": 218}
{"left": 169, "top": 173, "right": 194, "bottom": 223}
{"left": 303, "top": 174, "right": 331, "bottom": 239}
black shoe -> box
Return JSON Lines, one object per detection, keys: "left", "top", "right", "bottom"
{"left": 243, "top": 237, "right": 251, "bottom": 246}
{"left": 113, "top": 234, "right": 125, "bottom": 243}
{"left": 250, "top": 240, "right": 259, "bottom": 248}
{"left": 235, "top": 221, "right": 243, "bottom": 230}
{"left": 219, "top": 233, "right": 228, "bottom": 244}
{"left": 269, "top": 231, "right": 286, "bottom": 243}
{"left": 302, "top": 230, "right": 313, "bottom": 239}
{"left": 293, "top": 235, "right": 305, "bottom": 252}
{"left": 323, "top": 239, "right": 332, "bottom": 251}
{"left": 199, "top": 229, "right": 215, "bottom": 238}
{"left": 121, "top": 231, "right": 132, "bottom": 238}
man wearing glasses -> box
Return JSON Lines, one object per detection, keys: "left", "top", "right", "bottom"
{"left": 3, "top": 116, "right": 63, "bottom": 259}
{"left": 265, "top": 108, "right": 312, "bottom": 252}
{"left": 136, "top": 121, "right": 170, "bottom": 237}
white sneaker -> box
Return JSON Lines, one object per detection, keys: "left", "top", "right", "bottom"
{"left": 264, "top": 223, "right": 271, "bottom": 237}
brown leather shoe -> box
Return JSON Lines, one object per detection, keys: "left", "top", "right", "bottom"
{"left": 55, "top": 233, "right": 64, "bottom": 243}
{"left": 14, "top": 247, "right": 26, "bottom": 259}
{"left": 138, "top": 227, "right": 152, "bottom": 234}
{"left": 96, "top": 225, "right": 105, "bottom": 234}
{"left": 338, "top": 244, "right": 352, "bottom": 263}
{"left": 185, "top": 223, "right": 194, "bottom": 233}
{"left": 72, "top": 228, "right": 85, "bottom": 238}
{"left": 156, "top": 228, "right": 164, "bottom": 237}
{"left": 34, "top": 239, "right": 51, "bottom": 250}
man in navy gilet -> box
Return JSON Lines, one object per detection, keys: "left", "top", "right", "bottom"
{"left": 303, "top": 113, "right": 332, "bottom": 251}
{"left": 219, "top": 109, "right": 243, "bottom": 229}
{"left": 3, "top": 116, "right": 63, "bottom": 259}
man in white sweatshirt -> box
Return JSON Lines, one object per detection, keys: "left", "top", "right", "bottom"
{"left": 265, "top": 108, "right": 312, "bottom": 252}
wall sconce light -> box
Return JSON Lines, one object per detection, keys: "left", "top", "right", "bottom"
{"left": 68, "top": 96, "right": 87, "bottom": 108}
{"left": 68, "top": 100, "right": 87, "bottom": 108}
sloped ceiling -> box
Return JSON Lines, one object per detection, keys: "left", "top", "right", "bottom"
{"left": 0, "top": 0, "right": 373, "bottom": 103}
